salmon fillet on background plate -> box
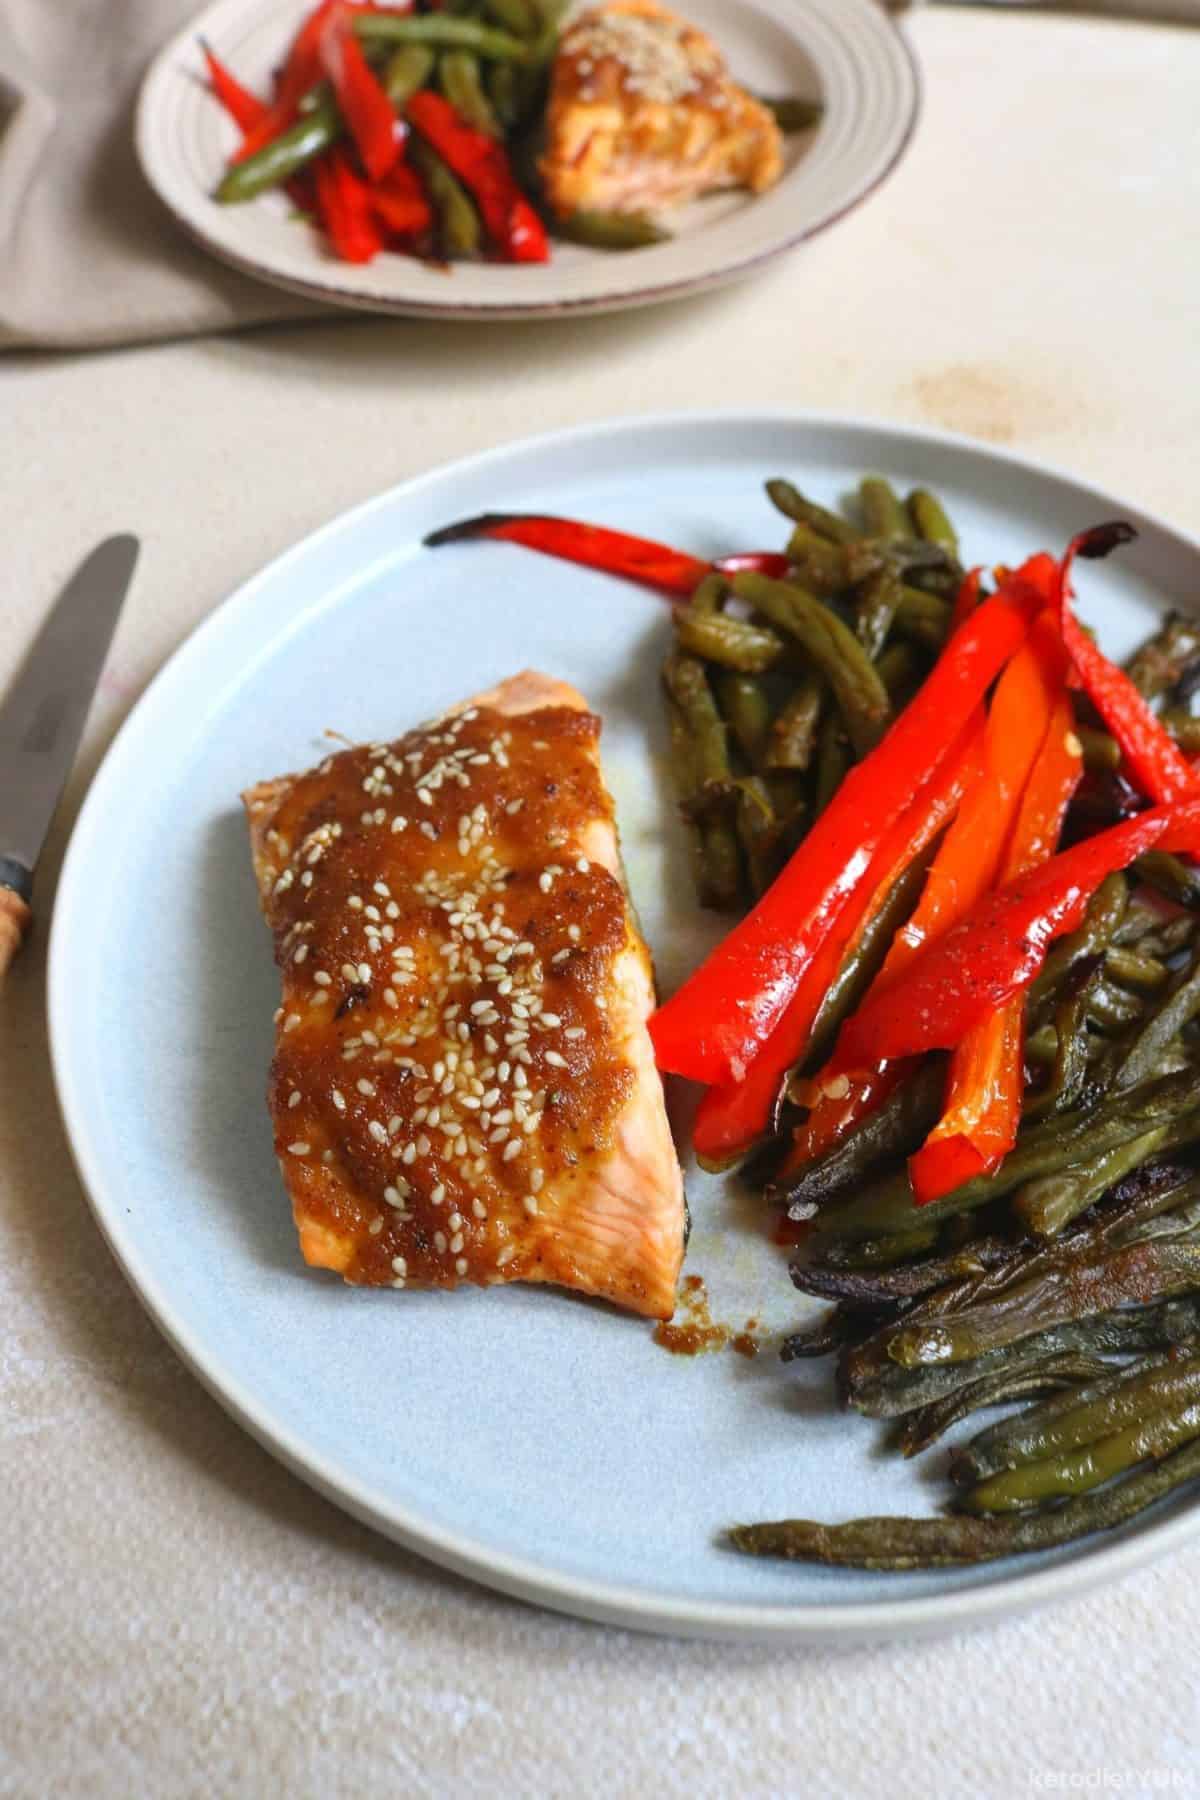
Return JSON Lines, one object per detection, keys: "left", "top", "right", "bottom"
{"left": 244, "top": 670, "right": 686, "bottom": 1321}
{"left": 539, "top": 0, "right": 783, "bottom": 221}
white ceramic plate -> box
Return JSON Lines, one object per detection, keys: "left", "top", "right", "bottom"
{"left": 50, "top": 414, "right": 1200, "bottom": 1643}
{"left": 135, "top": 0, "right": 918, "bottom": 320}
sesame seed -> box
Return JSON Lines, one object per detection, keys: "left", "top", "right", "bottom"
{"left": 368, "top": 1217, "right": 383, "bottom": 1236}
{"left": 288, "top": 1090, "right": 302, "bottom": 1109}
{"left": 347, "top": 896, "right": 364, "bottom": 911}
{"left": 283, "top": 1013, "right": 301, "bottom": 1033}
{"left": 545, "top": 1051, "right": 567, "bottom": 1069}
{"left": 472, "top": 1198, "right": 488, "bottom": 1219}
{"left": 357, "top": 962, "right": 371, "bottom": 984}
{"left": 431, "top": 1183, "right": 446, "bottom": 1205}
{"left": 497, "top": 1245, "right": 516, "bottom": 1266}
{"left": 388, "top": 1115, "right": 402, "bottom": 1134}
{"left": 294, "top": 943, "right": 309, "bottom": 965}
{"left": 368, "top": 1121, "right": 388, "bottom": 1144}
{"left": 391, "top": 1255, "right": 408, "bottom": 1276}
{"left": 503, "top": 1139, "right": 522, "bottom": 1163}
{"left": 287, "top": 1141, "right": 310, "bottom": 1156}
{"left": 357, "top": 1079, "right": 375, "bottom": 1096}
{"left": 449, "top": 1211, "right": 463, "bottom": 1230}
{"left": 565, "top": 1027, "right": 586, "bottom": 1040}
{"left": 455, "top": 1257, "right": 469, "bottom": 1276}
{"left": 314, "top": 970, "right": 332, "bottom": 987}
{"left": 576, "top": 858, "right": 589, "bottom": 874}
{"left": 434, "top": 1231, "right": 447, "bottom": 1254}
{"left": 341, "top": 962, "right": 358, "bottom": 982}
{"left": 523, "top": 1196, "right": 538, "bottom": 1216}
{"left": 392, "top": 1275, "right": 406, "bottom": 1290}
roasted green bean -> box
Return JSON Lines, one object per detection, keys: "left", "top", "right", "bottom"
{"left": 763, "top": 678, "right": 822, "bottom": 771}
{"left": 764, "top": 479, "right": 858, "bottom": 545}
{"left": 954, "top": 1349, "right": 1200, "bottom": 1486}
{"left": 728, "top": 1435, "right": 1200, "bottom": 1568}
{"left": 906, "top": 489, "right": 959, "bottom": 556}
{"left": 354, "top": 13, "right": 540, "bottom": 60}
{"left": 759, "top": 96, "right": 824, "bottom": 133}
{"left": 858, "top": 476, "right": 909, "bottom": 542}
{"left": 963, "top": 1396, "right": 1200, "bottom": 1513}
{"left": 897, "top": 1355, "right": 1112, "bottom": 1460}
{"left": 732, "top": 572, "right": 891, "bottom": 756}
{"left": 552, "top": 210, "right": 670, "bottom": 250}
{"left": 408, "top": 137, "right": 481, "bottom": 258}
{"left": 439, "top": 50, "right": 503, "bottom": 136}
{"left": 715, "top": 671, "right": 771, "bottom": 763}
{"left": 1124, "top": 611, "right": 1200, "bottom": 700}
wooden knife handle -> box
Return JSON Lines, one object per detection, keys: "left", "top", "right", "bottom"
{"left": 0, "top": 887, "right": 32, "bottom": 979}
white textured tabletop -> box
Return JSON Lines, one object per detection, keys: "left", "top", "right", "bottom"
{"left": 4, "top": 10, "right": 1200, "bottom": 1797}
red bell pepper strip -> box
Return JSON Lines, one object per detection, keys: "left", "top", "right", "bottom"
{"left": 835, "top": 797, "right": 1200, "bottom": 1070}
{"left": 649, "top": 573, "right": 1044, "bottom": 1087}
{"left": 908, "top": 662, "right": 1083, "bottom": 1203}
{"left": 406, "top": 90, "right": 548, "bottom": 262}
{"left": 233, "top": 0, "right": 341, "bottom": 162}
{"left": 201, "top": 41, "right": 269, "bottom": 132}
{"left": 781, "top": 607, "right": 1066, "bottom": 1181}
{"left": 713, "top": 553, "right": 793, "bottom": 580}
{"left": 367, "top": 162, "right": 430, "bottom": 237}
{"left": 1056, "top": 522, "right": 1198, "bottom": 805}
{"left": 313, "top": 145, "right": 384, "bottom": 263}
{"left": 424, "top": 509, "right": 791, "bottom": 596}
{"left": 949, "top": 566, "right": 983, "bottom": 634}
{"left": 318, "top": 8, "right": 402, "bottom": 183}
{"left": 424, "top": 513, "right": 712, "bottom": 597}
{"left": 691, "top": 710, "right": 984, "bottom": 1166}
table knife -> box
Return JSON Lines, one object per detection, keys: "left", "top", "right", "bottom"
{"left": 0, "top": 535, "right": 139, "bottom": 978}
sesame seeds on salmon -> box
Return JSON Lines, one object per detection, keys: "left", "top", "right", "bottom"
{"left": 243, "top": 671, "right": 686, "bottom": 1320}
{"left": 539, "top": 0, "right": 783, "bottom": 220}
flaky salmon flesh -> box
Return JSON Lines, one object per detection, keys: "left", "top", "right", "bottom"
{"left": 244, "top": 671, "right": 686, "bottom": 1320}
{"left": 538, "top": 0, "right": 783, "bottom": 220}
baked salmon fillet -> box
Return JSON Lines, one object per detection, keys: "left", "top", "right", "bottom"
{"left": 538, "top": 0, "right": 783, "bottom": 220}
{"left": 243, "top": 670, "right": 686, "bottom": 1320}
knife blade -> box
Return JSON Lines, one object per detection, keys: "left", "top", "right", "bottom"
{"left": 0, "top": 534, "right": 139, "bottom": 976}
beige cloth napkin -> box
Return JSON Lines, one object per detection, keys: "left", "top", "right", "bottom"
{"left": 0, "top": 0, "right": 329, "bottom": 350}
{"left": 0, "top": 0, "right": 1195, "bottom": 353}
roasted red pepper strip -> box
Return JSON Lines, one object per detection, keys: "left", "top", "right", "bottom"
{"left": 369, "top": 164, "right": 431, "bottom": 238}
{"left": 313, "top": 144, "right": 384, "bottom": 263}
{"left": 233, "top": 0, "right": 339, "bottom": 162}
{"left": 713, "top": 553, "right": 793, "bottom": 580}
{"left": 1056, "top": 522, "right": 1198, "bottom": 804}
{"left": 201, "top": 40, "right": 269, "bottom": 132}
{"left": 424, "top": 512, "right": 713, "bottom": 597}
{"left": 908, "top": 648, "right": 1083, "bottom": 1204}
{"left": 406, "top": 90, "right": 548, "bottom": 262}
{"left": 319, "top": 7, "right": 402, "bottom": 182}
{"left": 424, "top": 510, "right": 791, "bottom": 596}
{"left": 836, "top": 798, "right": 1200, "bottom": 1069}
{"left": 649, "top": 574, "right": 1043, "bottom": 1087}
{"left": 781, "top": 604, "right": 1065, "bottom": 1181}
{"left": 949, "top": 566, "right": 983, "bottom": 634}
{"left": 691, "top": 711, "right": 984, "bottom": 1167}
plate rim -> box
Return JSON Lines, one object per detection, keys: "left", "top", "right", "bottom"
{"left": 48, "top": 408, "right": 1200, "bottom": 1642}
{"left": 133, "top": 0, "right": 922, "bottom": 322}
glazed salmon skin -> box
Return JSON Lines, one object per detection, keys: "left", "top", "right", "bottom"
{"left": 244, "top": 671, "right": 686, "bottom": 1320}
{"left": 539, "top": 0, "right": 783, "bottom": 220}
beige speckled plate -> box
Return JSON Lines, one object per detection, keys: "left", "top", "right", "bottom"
{"left": 135, "top": 0, "right": 919, "bottom": 320}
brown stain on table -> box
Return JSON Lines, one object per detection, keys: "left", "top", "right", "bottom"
{"left": 906, "top": 362, "right": 1091, "bottom": 447}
